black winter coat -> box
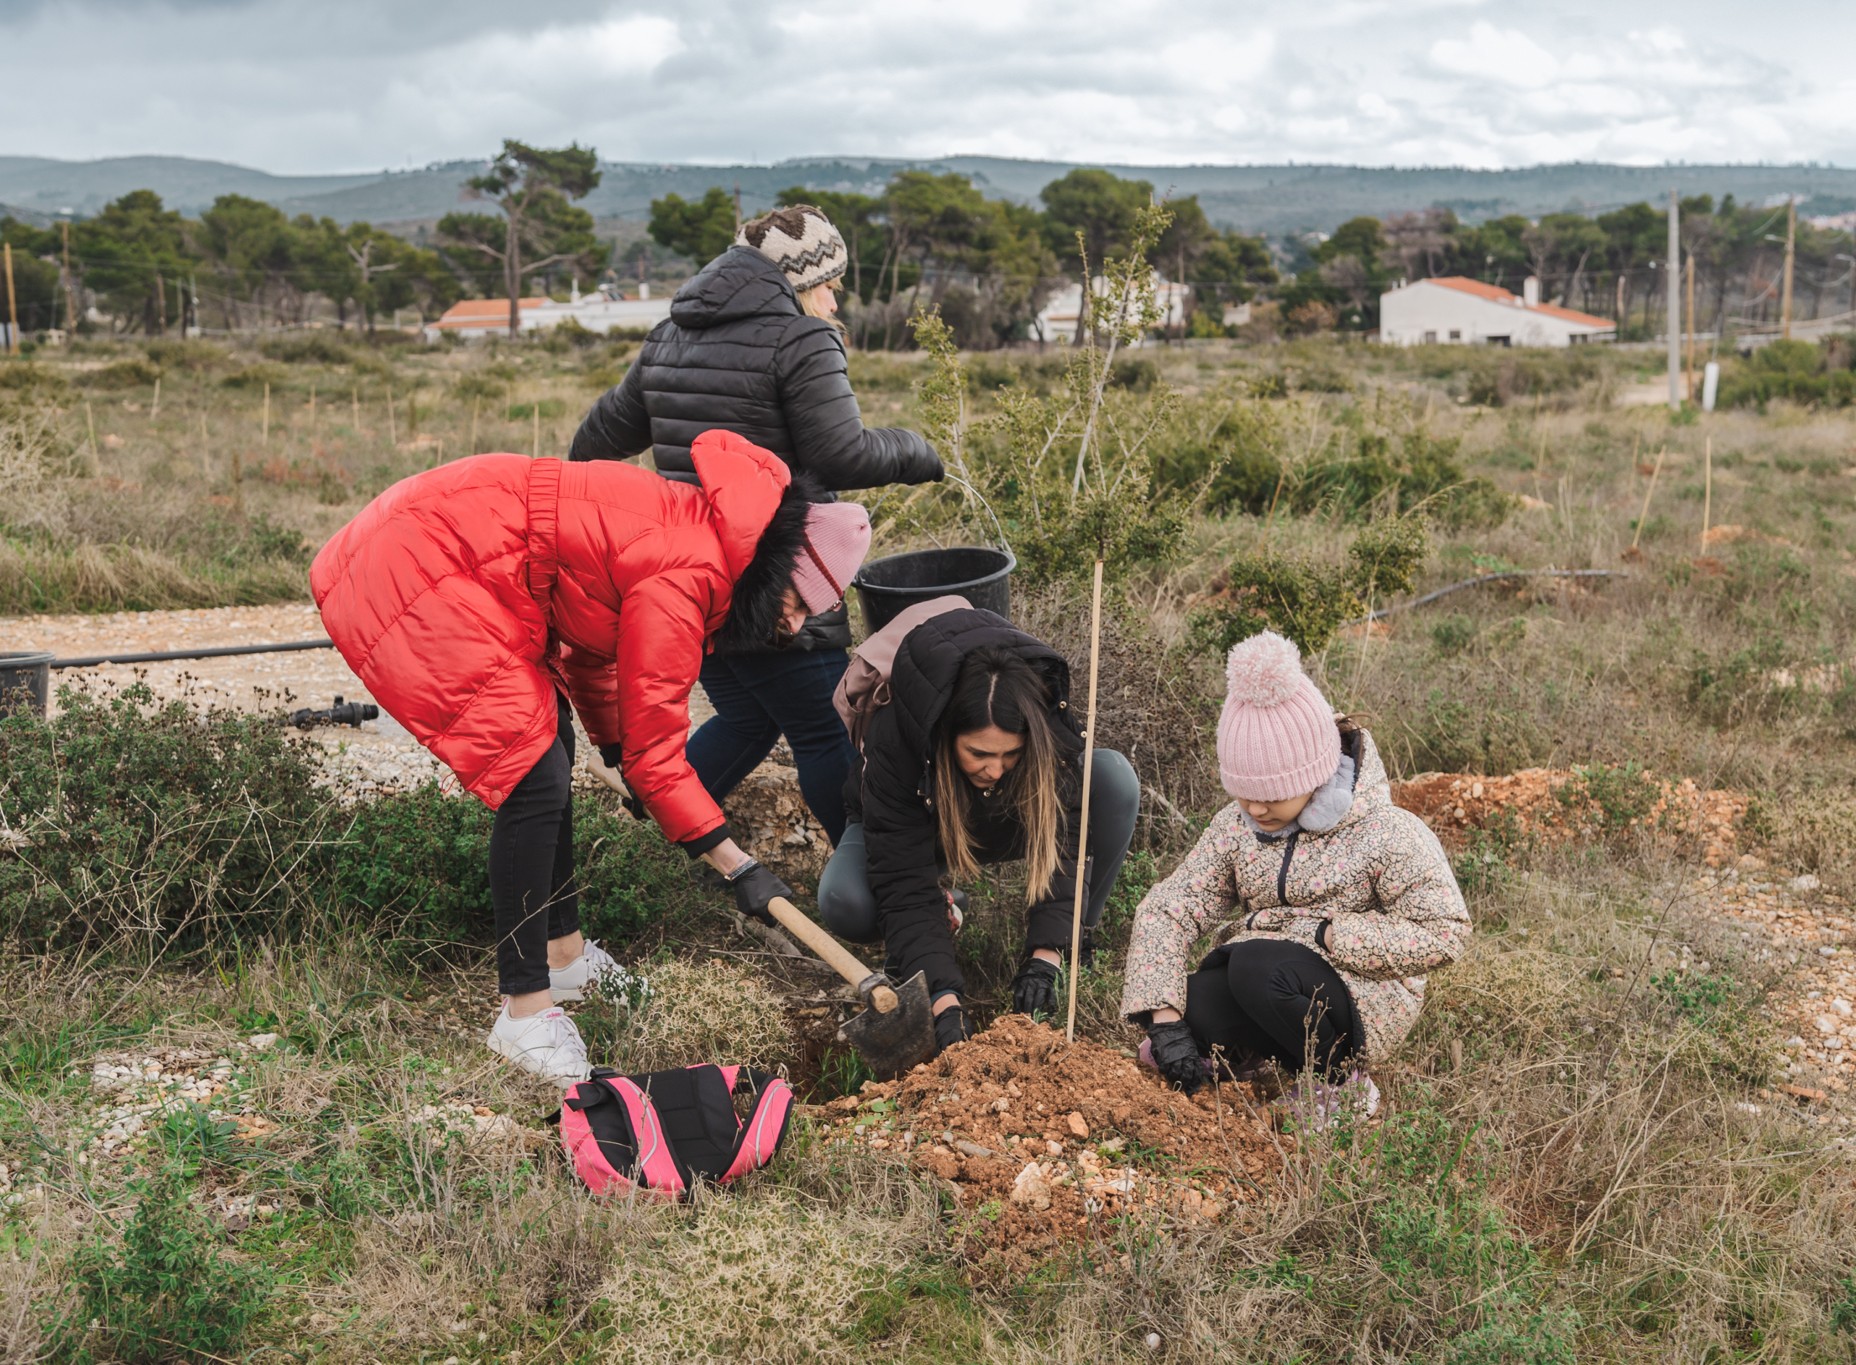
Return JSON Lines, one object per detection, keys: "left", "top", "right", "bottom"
{"left": 851, "top": 609, "right": 1086, "bottom": 1002}
{"left": 569, "top": 247, "right": 942, "bottom": 651}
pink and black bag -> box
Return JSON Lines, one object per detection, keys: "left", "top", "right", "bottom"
{"left": 557, "top": 1064, "right": 794, "bottom": 1199}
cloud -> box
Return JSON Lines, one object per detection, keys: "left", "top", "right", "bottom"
{"left": 0, "top": 0, "right": 1848, "bottom": 173}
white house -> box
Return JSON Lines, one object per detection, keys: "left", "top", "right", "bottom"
{"left": 1033, "top": 277, "right": 1191, "bottom": 346}
{"left": 1379, "top": 276, "right": 1615, "bottom": 348}
{"left": 426, "top": 282, "right": 672, "bottom": 341}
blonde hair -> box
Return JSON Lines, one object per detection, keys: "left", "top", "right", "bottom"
{"left": 932, "top": 648, "right": 1068, "bottom": 903}
{"left": 798, "top": 279, "right": 847, "bottom": 337}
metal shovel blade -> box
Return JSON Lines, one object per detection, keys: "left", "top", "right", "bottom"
{"left": 838, "top": 971, "right": 936, "bottom": 1079}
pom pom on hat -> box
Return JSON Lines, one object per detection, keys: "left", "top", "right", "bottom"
{"left": 1225, "top": 630, "right": 1307, "bottom": 707}
{"left": 1216, "top": 631, "right": 1341, "bottom": 801}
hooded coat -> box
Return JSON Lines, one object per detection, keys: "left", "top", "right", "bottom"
{"left": 568, "top": 245, "right": 941, "bottom": 651}
{"left": 1118, "top": 728, "right": 1469, "bottom": 1062}
{"left": 309, "top": 430, "right": 809, "bottom": 849}
{"left": 852, "top": 608, "right": 1086, "bottom": 1001}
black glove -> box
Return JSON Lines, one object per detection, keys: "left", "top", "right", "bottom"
{"left": 933, "top": 1002, "right": 972, "bottom": 1054}
{"left": 1145, "top": 1019, "right": 1208, "bottom": 1095}
{"left": 1011, "top": 956, "right": 1062, "bottom": 1018}
{"left": 725, "top": 859, "right": 791, "bottom": 927}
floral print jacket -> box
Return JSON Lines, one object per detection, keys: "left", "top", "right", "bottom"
{"left": 1119, "top": 728, "right": 1468, "bottom": 1062}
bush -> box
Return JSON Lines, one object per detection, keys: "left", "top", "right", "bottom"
{"left": 43, "top": 1166, "right": 273, "bottom": 1363}
{"left": 259, "top": 333, "right": 356, "bottom": 365}
{"left": 221, "top": 362, "right": 286, "bottom": 391}
{"left": 0, "top": 685, "right": 334, "bottom": 950}
{"left": 142, "top": 338, "right": 227, "bottom": 371}
{"left": 79, "top": 357, "right": 162, "bottom": 390}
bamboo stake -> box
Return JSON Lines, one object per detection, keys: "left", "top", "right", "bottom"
{"left": 1064, "top": 556, "right": 1106, "bottom": 1044}
{"left": 84, "top": 400, "right": 98, "bottom": 462}
{"left": 1629, "top": 444, "right": 1666, "bottom": 552}
{"left": 262, "top": 381, "right": 271, "bottom": 446}
{"left": 150, "top": 375, "right": 161, "bottom": 420}
{"left": 1699, "top": 436, "right": 1712, "bottom": 554}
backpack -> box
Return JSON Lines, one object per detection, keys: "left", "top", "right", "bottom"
{"left": 832, "top": 595, "right": 971, "bottom": 750}
{"left": 557, "top": 1063, "right": 794, "bottom": 1199}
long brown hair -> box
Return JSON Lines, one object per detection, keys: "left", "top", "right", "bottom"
{"left": 931, "top": 647, "right": 1068, "bottom": 902}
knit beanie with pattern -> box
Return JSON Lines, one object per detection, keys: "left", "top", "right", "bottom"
{"left": 791, "top": 502, "right": 871, "bottom": 615}
{"left": 736, "top": 204, "right": 849, "bottom": 294}
{"left": 1217, "top": 632, "right": 1341, "bottom": 801}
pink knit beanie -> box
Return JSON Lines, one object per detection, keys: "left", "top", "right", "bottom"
{"left": 1217, "top": 632, "right": 1341, "bottom": 800}
{"left": 791, "top": 502, "right": 871, "bottom": 614}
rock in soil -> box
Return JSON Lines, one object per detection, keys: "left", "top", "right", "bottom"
{"left": 823, "top": 1015, "right": 1282, "bottom": 1269}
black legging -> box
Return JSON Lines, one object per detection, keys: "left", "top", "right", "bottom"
{"left": 489, "top": 693, "right": 581, "bottom": 997}
{"left": 1183, "top": 938, "right": 1361, "bottom": 1082}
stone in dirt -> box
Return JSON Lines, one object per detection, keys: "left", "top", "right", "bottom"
{"left": 824, "top": 1015, "right": 1282, "bottom": 1270}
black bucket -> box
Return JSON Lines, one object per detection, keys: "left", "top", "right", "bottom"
{"left": 0, "top": 650, "right": 53, "bottom": 720}
{"left": 853, "top": 547, "right": 1015, "bottom": 633}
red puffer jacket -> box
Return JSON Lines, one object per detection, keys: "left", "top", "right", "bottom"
{"left": 310, "top": 430, "right": 791, "bottom": 845}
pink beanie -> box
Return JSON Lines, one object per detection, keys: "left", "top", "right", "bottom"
{"left": 791, "top": 502, "right": 872, "bottom": 614}
{"left": 1217, "top": 632, "right": 1341, "bottom": 800}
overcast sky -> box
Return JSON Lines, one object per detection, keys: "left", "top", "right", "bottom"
{"left": 3, "top": 0, "right": 1851, "bottom": 173}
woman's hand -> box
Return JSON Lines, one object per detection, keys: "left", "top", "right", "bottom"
{"left": 1145, "top": 1018, "right": 1208, "bottom": 1094}
{"left": 586, "top": 750, "right": 646, "bottom": 819}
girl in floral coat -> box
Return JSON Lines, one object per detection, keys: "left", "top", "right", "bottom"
{"left": 1119, "top": 631, "right": 1468, "bottom": 1119}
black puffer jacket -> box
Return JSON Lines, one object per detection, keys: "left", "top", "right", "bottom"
{"left": 851, "top": 609, "right": 1086, "bottom": 1002}
{"left": 570, "top": 247, "right": 941, "bottom": 651}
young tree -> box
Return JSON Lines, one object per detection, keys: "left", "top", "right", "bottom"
{"left": 443, "top": 140, "right": 603, "bottom": 336}
{"left": 648, "top": 186, "right": 738, "bottom": 265}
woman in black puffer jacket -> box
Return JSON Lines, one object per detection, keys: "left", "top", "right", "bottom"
{"left": 571, "top": 205, "right": 941, "bottom": 844}
{"left": 817, "top": 608, "right": 1141, "bottom": 1052}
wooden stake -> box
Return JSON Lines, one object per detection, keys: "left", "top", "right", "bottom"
{"left": 1700, "top": 436, "right": 1712, "bottom": 553}
{"left": 1629, "top": 443, "right": 1666, "bottom": 552}
{"left": 262, "top": 381, "right": 271, "bottom": 446}
{"left": 150, "top": 375, "right": 161, "bottom": 420}
{"left": 1064, "top": 556, "right": 1106, "bottom": 1045}
{"left": 2, "top": 242, "right": 18, "bottom": 355}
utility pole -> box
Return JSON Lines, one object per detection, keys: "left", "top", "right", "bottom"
{"left": 2, "top": 242, "right": 17, "bottom": 355}
{"left": 1666, "top": 189, "right": 1680, "bottom": 410}
{"left": 61, "top": 219, "right": 76, "bottom": 337}
{"left": 1780, "top": 197, "right": 1796, "bottom": 340}
{"left": 1684, "top": 253, "right": 1697, "bottom": 403}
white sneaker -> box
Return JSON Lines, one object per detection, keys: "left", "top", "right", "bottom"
{"left": 549, "top": 939, "right": 629, "bottom": 1004}
{"left": 486, "top": 1005, "right": 590, "bottom": 1086}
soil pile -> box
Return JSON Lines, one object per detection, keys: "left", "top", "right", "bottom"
{"left": 822, "top": 1015, "right": 1282, "bottom": 1266}
{"left": 1393, "top": 768, "right": 1745, "bottom": 866}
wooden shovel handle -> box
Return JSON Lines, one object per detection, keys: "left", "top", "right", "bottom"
{"left": 763, "top": 896, "right": 898, "bottom": 1010}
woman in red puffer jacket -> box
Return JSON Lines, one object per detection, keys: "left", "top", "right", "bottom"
{"left": 311, "top": 429, "right": 872, "bottom": 1085}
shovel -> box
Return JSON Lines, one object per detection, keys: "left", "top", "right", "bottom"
{"left": 763, "top": 896, "right": 936, "bottom": 1079}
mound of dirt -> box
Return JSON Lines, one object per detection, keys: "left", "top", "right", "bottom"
{"left": 1392, "top": 768, "right": 1745, "bottom": 866}
{"left": 822, "top": 1015, "right": 1283, "bottom": 1268}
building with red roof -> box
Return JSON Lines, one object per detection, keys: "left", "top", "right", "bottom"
{"left": 1380, "top": 275, "right": 1616, "bottom": 348}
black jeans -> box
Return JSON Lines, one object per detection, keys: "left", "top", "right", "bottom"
{"left": 1183, "top": 938, "right": 1360, "bottom": 1082}
{"left": 686, "top": 648, "right": 855, "bottom": 846}
{"left": 489, "top": 693, "right": 580, "bottom": 997}
{"left": 816, "top": 749, "right": 1141, "bottom": 949}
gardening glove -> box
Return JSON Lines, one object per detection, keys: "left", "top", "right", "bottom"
{"left": 1011, "top": 956, "right": 1062, "bottom": 1018}
{"left": 933, "top": 1002, "right": 972, "bottom": 1055}
{"left": 1145, "top": 1019, "right": 1208, "bottom": 1095}
{"left": 725, "top": 859, "right": 791, "bottom": 927}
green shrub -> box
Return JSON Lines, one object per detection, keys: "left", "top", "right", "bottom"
{"left": 221, "top": 362, "right": 286, "bottom": 391}
{"left": 259, "top": 332, "right": 355, "bottom": 365}
{"left": 506, "top": 398, "right": 567, "bottom": 420}
{"left": 141, "top": 338, "right": 227, "bottom": 371}
{"left": 0, "top": 685, "right": 333, "bottom": 950}
{"left": 0, "top": 361, "right": 70, "bottom": 395}
{"left": 43, "top": 1166, "right": 273, "bottom": 1363}
{"left": 80, "top": 357, "right": 162, "bottom": 390}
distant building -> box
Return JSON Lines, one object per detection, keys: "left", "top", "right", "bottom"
{"left": 1379, "top": 275, "right": 1616, "bottom": 348}
{"left": 1033, "top": 277, "right": 1192, "bottom": 346}
{"left": 1807, "top": 211, "right": 1856, "bottom": 233}
{"left": 426, "top": 283, "right": 672, "bottom": 341}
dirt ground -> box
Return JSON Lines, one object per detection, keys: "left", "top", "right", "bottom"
{"left": 819, "top": 1015, "right": 1284, "bottom": 1269}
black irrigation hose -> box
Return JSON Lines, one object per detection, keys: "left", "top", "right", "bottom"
{"left": 50, "top": 639, "right": 335, "bottom": 669}
{"left": 1363, "top": 569, "right": 1631, "bottom": 623}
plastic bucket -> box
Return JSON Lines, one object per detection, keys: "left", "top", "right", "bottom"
{"left": 0, "top": 651, "right": 53, "bottom": 720}
{"left": 853, "top": 547, "right": 1015, "bottom": 633}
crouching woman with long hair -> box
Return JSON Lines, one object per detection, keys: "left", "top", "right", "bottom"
{"left": 816, "top": 608, "right": 1140, "bottom": 1051}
